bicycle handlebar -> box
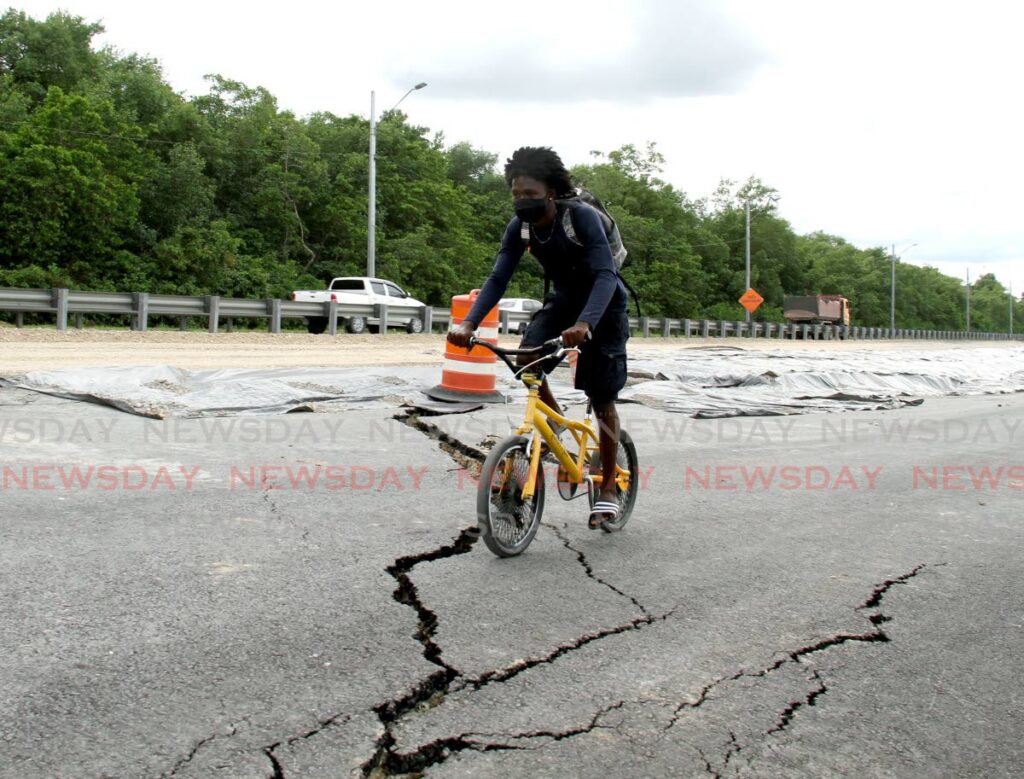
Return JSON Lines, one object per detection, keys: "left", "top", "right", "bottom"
{"left": 467, "top": 333, "right": 589, "bottom": 377}
{"left": 467, "top": 335, "right": 564, "bottom": 357}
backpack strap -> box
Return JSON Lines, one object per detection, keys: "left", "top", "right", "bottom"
{"left": 562, "top": 206, "right": 582, "bottom": 247}
{"left": 620, "top": 275, "right": 643, "bottom": 319}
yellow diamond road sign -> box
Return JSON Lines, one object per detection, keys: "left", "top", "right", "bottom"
{"left": 739, "top": 288, "right": 764, "bottom": 313}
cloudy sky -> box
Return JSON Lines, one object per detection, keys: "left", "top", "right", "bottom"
{"left": 15, "top": 0, "right": 1024, "bottom": 298}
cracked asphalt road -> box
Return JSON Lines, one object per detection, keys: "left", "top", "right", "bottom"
{"left": 1, "top": 385, "right": 1022, "bottom": 778}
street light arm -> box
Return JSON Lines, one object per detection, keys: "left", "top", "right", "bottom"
{"left": 390, "top": 82, "right": 428, "bottom": 112}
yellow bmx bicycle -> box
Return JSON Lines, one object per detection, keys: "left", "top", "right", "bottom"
{"left": 469, "top": 336, "right": 639, "bottom": 557}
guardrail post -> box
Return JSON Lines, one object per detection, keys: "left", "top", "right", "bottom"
{"left": 421, "top": 304, "right": 433, "bottom": 334}
{"left": 53, "top": 288, "right": 68, "bottom": 331}
{"left": 718, "top": 320, "right": 728, "bottom": 338}
{"left": 206, "top": 295, "right": 220, "bottom": 334}
{"left": 328, "top": 300, "right": 338, "bottom": 336}
{"left": 701, "top": 319, "right": 710, "bottom": 338}
{"left": 267, "top": 299, "right": 281, "bottom": 333}
{"left": 15, "top": 312, "right": 23, "bottom": 328}
{"left": 133, "top": 292, "right": 149, "bottom": 332}
{"left": 375, "top": 303, "right": 388, "bottom": 334}
{"left": 178, "top": 316, "right": 188, "bottom": 331}
{"left": 662, "top": 318, "right": 672, "bottom": 337}
{"left": 640, "top": 317, "right": 650, "bottom": 337}
{"left": 499, "top": 309, "right": 511, "bottom": 335}
{"left": 74, "top": 313, "right": 84, "bottom": 329}
{"left": 681, "top": 318, "right": 691, "bottom": 337}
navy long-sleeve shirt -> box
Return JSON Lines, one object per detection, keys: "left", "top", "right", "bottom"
{"left": 464, "top": 202, "right": 625, "bottom": 328}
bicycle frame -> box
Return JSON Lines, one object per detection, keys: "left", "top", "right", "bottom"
{"left": 515, "top": 372, "right": 598, "bottom": 500}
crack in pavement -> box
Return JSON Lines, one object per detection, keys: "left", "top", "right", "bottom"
{"left": 259, "top": 469, "right": 314, "bottom": 544}
{"left": 359, "top": 527, "right": 480, "bottom": 777}
{"left": 543, "top": 521, "right": 648, "bottom": 614}
{"left": 261, "top": 713, "right": 355, "bottom": 777}
{"left": 764, "top": 670, "right": 828, "bottom": 739}
{"left": 453, "top": 609, "right": 673, "bottom": 694}
{"left": 672, "top": 563, "right": 939, "bottom": 778}
{"left": 158, "top": 716, "right": 247, "bottom": 778}
{"left": 376, "top": 700, "right": 628, "bottom": 776}
{"left": 394, "top": 410, "right": 485, "bottom": 478}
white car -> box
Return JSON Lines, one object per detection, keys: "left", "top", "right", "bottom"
{"left": 292, "top": 277, "right": 427, "bottom": 334}
{"left": 499, "top": 298, "right": 543, "bottom": 334}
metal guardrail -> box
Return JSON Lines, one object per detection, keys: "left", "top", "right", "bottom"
{"left": 0, "top": 287, "right": 1021, "bottom": 341}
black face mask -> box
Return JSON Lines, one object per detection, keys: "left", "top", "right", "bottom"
{"left": 514, "top": 197, "right": 549, "bottom": 223}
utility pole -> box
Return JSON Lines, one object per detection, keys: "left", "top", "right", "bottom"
{"left": 965, "top": 268, "right": 971, "bottom": 332}
{"left": 1010, "top": 283, "right": 1014, "bottom": 336}
{"left": 890, "top": 243, "right": 896, "bottom": 334}
{"left": 367, "top": 90, "right": 377, "bottom": 278}
{"left": 744, "top": 199, "right": 751, "bottom": 324}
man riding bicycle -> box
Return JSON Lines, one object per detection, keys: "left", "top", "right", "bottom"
{"left": 447, "top": 146, "right": 630, "bottom": 529}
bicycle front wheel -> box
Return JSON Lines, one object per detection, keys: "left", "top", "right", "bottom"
{"left": 477, "top": 435, "right": 545, "bottom": 557}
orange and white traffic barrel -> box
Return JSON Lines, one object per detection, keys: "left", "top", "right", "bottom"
{"left": 427, "top": 289, "right": 505, "bottom": 403}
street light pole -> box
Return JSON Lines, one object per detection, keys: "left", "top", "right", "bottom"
{"left": 965, "top": 268, "right": 971, "bottom": 332}
{"left": 890, "top": 243, "right": 896, "bottom": 335}
{"left": 367, "top": 82, "right": 427, "bottom": 278}
{"left": 368, "top": 90, "right": 377, "bottom": 278}
{"left": 744, "top": 200, "right": 751, "bottom": 324}
{"left": 889, "top": 242, "right": 918, "bottom": 334}
{"left": 1010, "top": 283, "right": 1014, "bottom": 336}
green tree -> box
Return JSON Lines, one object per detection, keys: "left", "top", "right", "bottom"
{"left": 0, "top": 10, "right": 103, "bottom": 102}
{"left": 0, "top": 87, "right": 142, "bottom": 288}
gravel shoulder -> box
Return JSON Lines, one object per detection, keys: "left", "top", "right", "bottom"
{"left": 0, "top": 327, "right": 1013, "bottom": 372}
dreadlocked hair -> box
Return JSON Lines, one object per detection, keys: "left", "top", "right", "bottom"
{"left": 504, "top": 146, "right": 574, "bottom": 197}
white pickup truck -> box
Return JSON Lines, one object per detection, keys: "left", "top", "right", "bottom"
{"left": 291, "top": 277, "right": 428, "bottom": 334}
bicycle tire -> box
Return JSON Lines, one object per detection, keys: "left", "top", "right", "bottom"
{"left": 477, "top": 435, "right": 545, "bottom": 557}
{"left": 590, "top": 427, "right": 639, "bottom": 533}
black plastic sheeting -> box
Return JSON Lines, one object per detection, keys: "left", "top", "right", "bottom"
{"left": 2, "top": 345, "right": 1022, "bottom": 419}
{"left": 620, "top": 345, "right": 1024, "bottom": 417}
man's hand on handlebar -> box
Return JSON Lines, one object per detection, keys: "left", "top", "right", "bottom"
{"left": 561, "top": 322, "right": 592, "bottom": 348}
{"left": 447, "top": 321, "right": 476, "bottom": 349}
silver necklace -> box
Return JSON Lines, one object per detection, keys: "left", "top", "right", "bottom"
{"left": 531, "top": 211, "right": 557, "bottom": 244}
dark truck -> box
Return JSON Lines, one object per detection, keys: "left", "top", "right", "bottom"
{"left": 784, "top": 295, "right": 851, "bottom": 337}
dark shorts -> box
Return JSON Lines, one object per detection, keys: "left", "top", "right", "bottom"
{"left": 520, "top": 293, "right": 629, "bottom": 403}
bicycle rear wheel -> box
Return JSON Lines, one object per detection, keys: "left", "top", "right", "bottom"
{"left": 589, "top": 427, "right": 639, "bottom": 532}
{"left": 477, "top": 435, "right": 545, "bottom": 557}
